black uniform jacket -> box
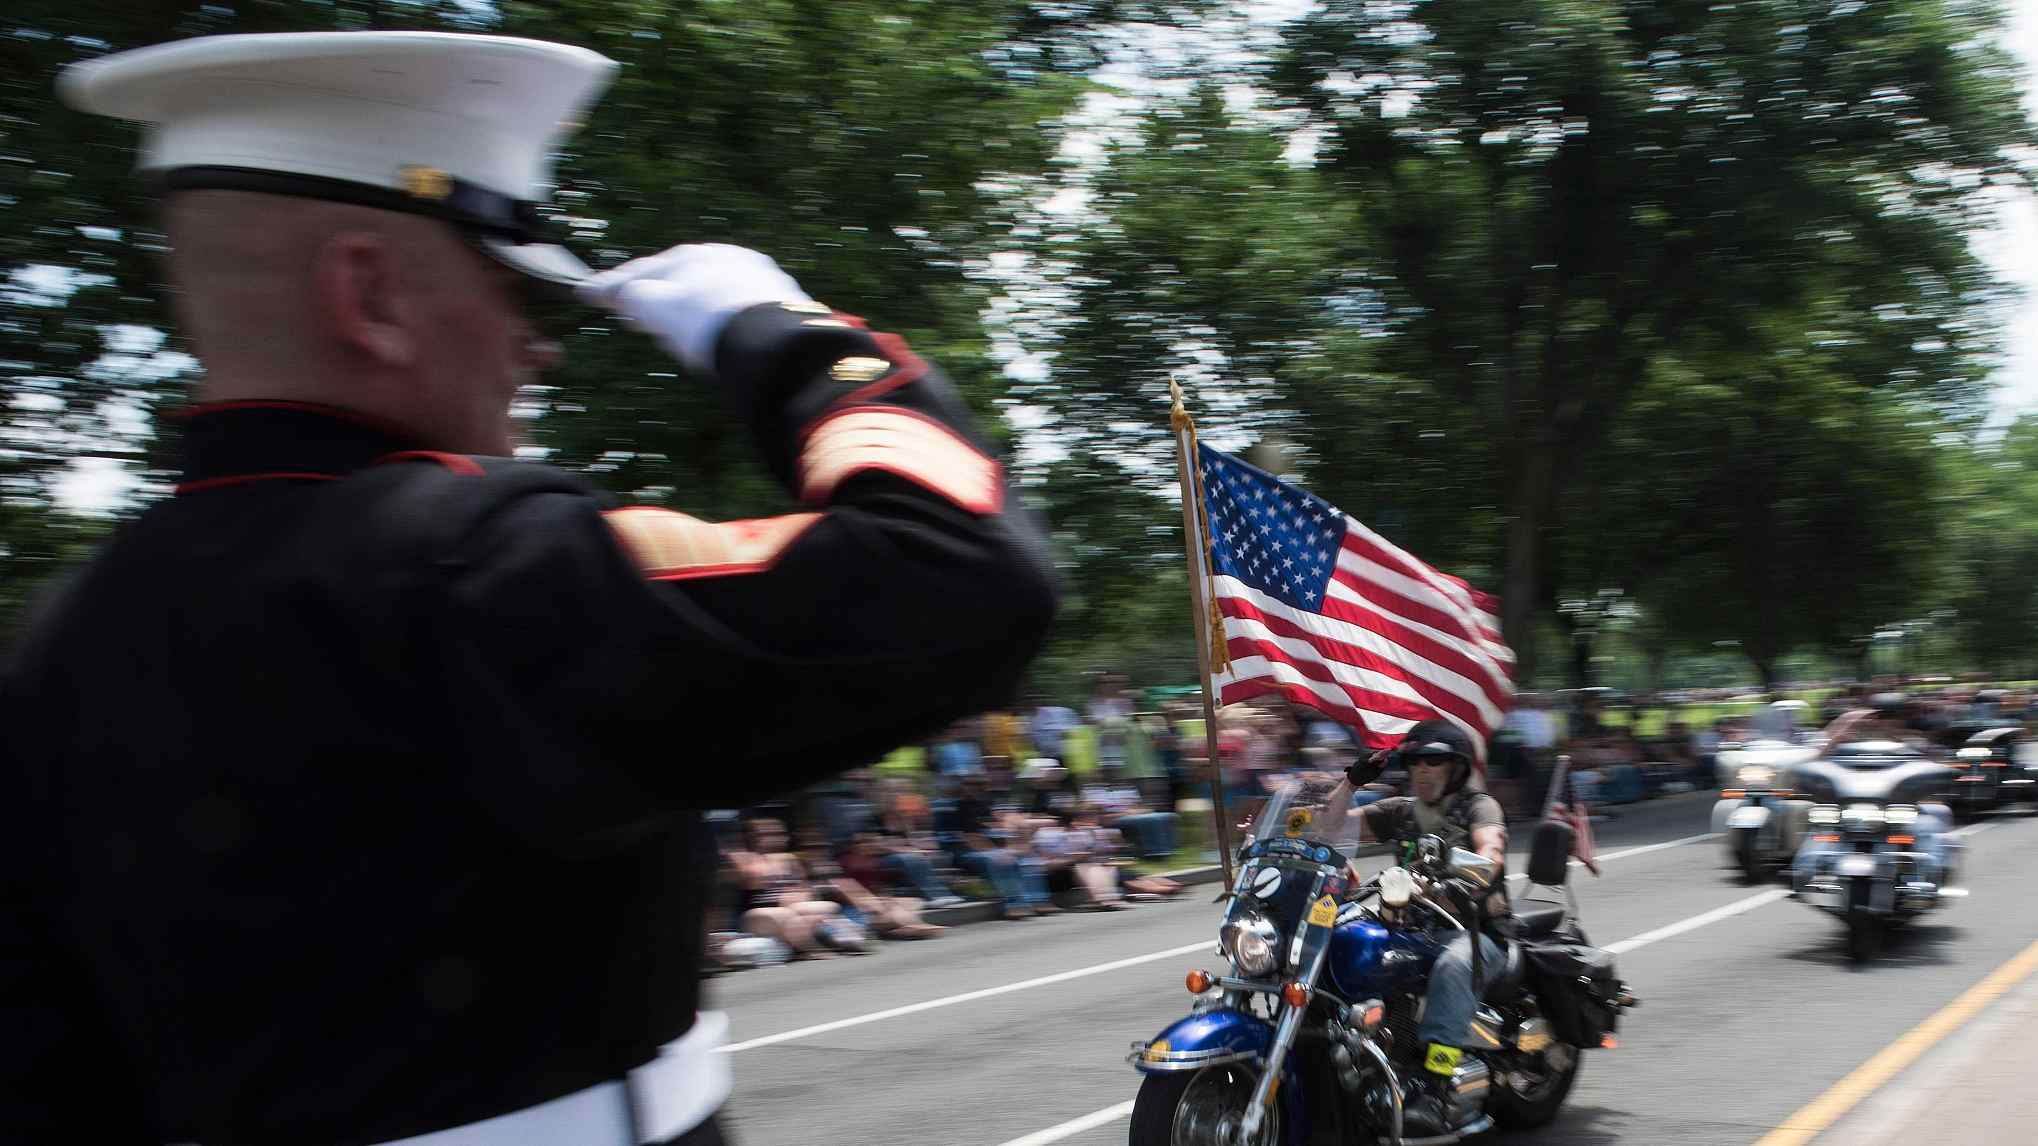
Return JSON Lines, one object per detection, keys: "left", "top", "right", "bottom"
{"left": 0, "top": 303, "right": 1057, "bottom": 1145}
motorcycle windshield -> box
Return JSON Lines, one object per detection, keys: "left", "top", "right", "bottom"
{"left": 1248, "top": 777, "right": 1364, "bottom": 855}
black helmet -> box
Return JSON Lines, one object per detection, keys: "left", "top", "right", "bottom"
{"left": 1397, "top": 718, "right": 1480, "bottom": 794}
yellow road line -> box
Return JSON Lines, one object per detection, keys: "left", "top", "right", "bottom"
{"left": 1751, "top": 938, "right": 2038, "bottom": 1146}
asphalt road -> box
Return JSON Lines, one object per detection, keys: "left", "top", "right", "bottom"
{"left": 707, "top": 793, "right": 2038, "bottom": 1146}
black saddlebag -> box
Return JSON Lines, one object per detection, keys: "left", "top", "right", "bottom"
{"left": 1518, "top": 942, "right": 1623, "bottom": 1048}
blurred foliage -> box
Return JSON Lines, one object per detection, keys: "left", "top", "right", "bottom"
{"left": 2, "top": 0, "right": 2035, "bottom": 695}
{"left": 1941, "top": 415, "right": 2038, "bottom": 679}
{"left": 1016, "top": 0, "right": 2034, "bottom": 685}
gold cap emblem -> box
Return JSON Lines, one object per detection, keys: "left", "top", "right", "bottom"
{"left": 399, "top": 165, "right": 453, "bottom": 201}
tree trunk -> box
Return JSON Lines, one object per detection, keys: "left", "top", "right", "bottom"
{"left": 1569, "top": 627, "right": 1595, "bottom": 691}
{"left": 1502, "top": 442, "right": 1556, "bottom": 681}
{"left": 1751, "top": 655, "right": 1780, "bottom": 695}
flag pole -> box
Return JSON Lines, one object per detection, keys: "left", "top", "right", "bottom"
{"left": 1170, "top": 377, "right": 1236, "bottom": 887}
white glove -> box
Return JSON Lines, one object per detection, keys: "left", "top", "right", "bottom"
{"left": 577, "top": 243, "right": 815, "bottom": 376}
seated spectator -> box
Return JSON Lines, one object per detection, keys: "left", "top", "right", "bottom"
{"left": 1069, "top": 803, "right": 1186, "bottom": 899}
{"left": 861, "top": 781, "right": 964, "bottom": 908}
{"left": 1029, "top": 694, "right": 1079, "bottom": 762}
{"left": 793, "top": 826, "right": 944, "bottom": 940}
{"left": 1029, "top": 811, "right": 1131, "bottom": 911}
{"left": 931, "top": 718, "right": 985, "bottom": 777}
{"left": 726, "top": 818, "right": 864, "bottom": 960}
{"left": 953, "top": 773, "right": 1057, "bottom": 919}
{"left": 1081, "top": 762, "right": 1178, "bottom": 859}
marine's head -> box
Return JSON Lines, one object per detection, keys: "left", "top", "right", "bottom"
{"left": 59, "top": 32, "right": 617, "bottom": 453}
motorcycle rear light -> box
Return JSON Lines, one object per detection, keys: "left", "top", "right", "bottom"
{"left": 1282, "top": 982, "right": 1310, "bottom": 1008}
{"left": 1722, "top": 789, "right": 1744, "bottom": 799}
{"left": 1889, "top": 835, "right": 1915, "bottom": 845}
{"left": 1600, "top": 1035, "right": 1619, "bottom": 1049}
{"left": 1185, "top": 970, "right": 1214, "bottom": 995}
{"left": 1814, "top": 834, "right": 1839, "bottom": 843}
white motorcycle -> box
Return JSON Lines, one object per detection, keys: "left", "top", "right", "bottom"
{"left": 1710, "top": 740, "right": 1818, "bottom": 883}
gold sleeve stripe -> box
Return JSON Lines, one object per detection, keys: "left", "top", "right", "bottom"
{"left": 602, "top": 508, "right": 823, "bottom": 581}
{"left": 797, "top": 408, "right": 1002, "bottom": 514}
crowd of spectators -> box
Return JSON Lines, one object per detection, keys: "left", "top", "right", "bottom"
{"left": 707, "top": 677, "right": 2035, "bottom": 970}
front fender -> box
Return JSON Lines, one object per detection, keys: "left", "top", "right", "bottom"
{"left": 1727, "top": 805, "right": 1771, "bottom": 831}
{"left": 1131, "top": 1008, "right": 1273, "bottom": 1074}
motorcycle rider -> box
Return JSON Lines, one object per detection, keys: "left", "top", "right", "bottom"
{"left": 1316, "top": 718, "right": 1507, "bottom": 1139}
{"left": 1798, "top": 693, "right": 1958, "bottom": 889}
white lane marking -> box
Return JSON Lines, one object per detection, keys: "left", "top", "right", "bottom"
{"left": 1604, "top": 887, "right": 1791, "bottom": 954}
{"left": 1949, "top": 820, "right": 1996, "bottom": 838}
{"left": 1508, "top": 831, "right": 1718, "bottom": 882}
{"left": 991, "top": 884, "right": 1794, "bottom": 1146}
{"left": 719, "top": 941, "right": 1211, "bottom": 1053}
{"left": 991, "top": 1100, "right": 1138, "bottom": 1146}
{"left": 729, "top": 825, "right": 1720, "bottom": 1053}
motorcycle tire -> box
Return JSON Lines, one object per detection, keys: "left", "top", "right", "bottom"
{"left": 1733, "top": 833, "right": 1764, "bottom": 885}
{"left": 1845, "top": 915, "right": 1882, "bottom": 963}
{"left": 1128, "top": 1065, "right": 1279, "bottom": 1146}
{"left": 1489, "top": 1046, "right": 1582, "bottom": 1130}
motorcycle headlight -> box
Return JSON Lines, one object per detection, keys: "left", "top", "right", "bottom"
{"left": 1808, "top": 804, "right": 1840, "bottom": 826}
{"left": 1841, "top": 804, "right": 1885, "bottom": 833}
{"left": 1221, "top": 912, "right": 1282, "bottom": 977}
{"left": 1737, "top": 765, "right": 1777, "bottom": 788}
{"left": 1883, "top": 804, "right": 1918, "bottom": 827}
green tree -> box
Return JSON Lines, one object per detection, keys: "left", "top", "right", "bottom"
{"left": 0, "top": 1, "right": 1139, "bottom": 640}
{"left": 1001, "top": 0, "right": 2029, "bottom": 678}
{"left": 1942, "top": 415, "right": 2038, "bottom": 677}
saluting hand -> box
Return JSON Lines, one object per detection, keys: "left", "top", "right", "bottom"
{"left": 577, "top": 243, "right": 814, "bottom": 377}
{"left": 1346, "top": 749, "right": 1392, "bottom": 789}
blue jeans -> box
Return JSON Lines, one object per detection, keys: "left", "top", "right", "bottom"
{"left": 962, "top": 849, "right": 1049, "bottom": 907}
{"left": 1114, "top": 812, "right": 1178, "bottom": 858}
{"left": 880, "top": 852, "right": 954, "bottom": 901}
{"left": 1417, "top": 933, "right": 1506, "bottom": 1050}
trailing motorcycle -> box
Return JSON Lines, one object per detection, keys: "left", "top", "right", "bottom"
{"left": 1127, "top": 781, "right": 1632, "bottom": 1145}
{"left": 1710, "top": 738, "right": 1818, "bottom": 883}
{"left": 1946, "top": 727, "right": 2034, "bottom": 821}
{"left": 1791, "top": 740, "right": 1966, "bottom": 962}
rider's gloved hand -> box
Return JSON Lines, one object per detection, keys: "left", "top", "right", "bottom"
{"left": 1346, "top": 748, "right": 1392, "bottom": 789}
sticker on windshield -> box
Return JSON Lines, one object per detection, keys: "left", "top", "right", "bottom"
{"left": 1285, "top": 808, "right": 1315, "bottom": 837}
{"left": 1307, "top": 894, "right": 1337, "bottom": 927}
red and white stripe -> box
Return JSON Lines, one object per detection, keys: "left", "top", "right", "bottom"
{"left": 1210, "top": 513, "right": 1515, "bottom": 767}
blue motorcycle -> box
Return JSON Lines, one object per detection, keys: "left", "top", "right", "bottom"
{"left": 1128, "top": 781, "right": 1628, "bottom": 1146}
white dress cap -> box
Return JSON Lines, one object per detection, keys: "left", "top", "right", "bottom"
{"left": 59, "top": 32, "right": 620, "bottom": 286}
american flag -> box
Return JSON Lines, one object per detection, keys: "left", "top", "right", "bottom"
{"left": 1197, "top": 443, "right": 1515, "bottom": 767}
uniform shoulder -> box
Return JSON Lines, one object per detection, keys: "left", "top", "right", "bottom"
{"left": 356, "top": 453, "right": 609, "bottom": 546}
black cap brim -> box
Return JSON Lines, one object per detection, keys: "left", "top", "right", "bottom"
{"left": 478, "top": 236, "right": 594, "bottom": 288}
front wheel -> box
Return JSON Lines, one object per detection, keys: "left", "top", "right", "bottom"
{"left": 1129, "top": 1065, "right": 1280, "bottom": 1146}
{"left": 1490, "top": 1043, "right": 1582, "bottom": 1130}
{"left": 1734, "top": 831, "right": 1765, "bottom": 884}
{"left": 1845, "top": 914, "right": 1882, "bottom": 963}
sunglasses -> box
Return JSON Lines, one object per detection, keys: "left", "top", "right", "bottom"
{"left": 1407, "top": 756, "right": 1456, "bottom": 769}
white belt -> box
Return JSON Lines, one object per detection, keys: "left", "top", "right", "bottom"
{"left": 370, "top": 1011, "right": 731, "bottom": 1146}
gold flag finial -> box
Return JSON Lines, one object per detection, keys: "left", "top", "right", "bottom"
{"left": 1169, "top": 375, "right": 1192, "bottom": 432}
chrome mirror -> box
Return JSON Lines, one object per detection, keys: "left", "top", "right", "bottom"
{"left": 1448, "top": 847, "right": 1500, "bottom": 890}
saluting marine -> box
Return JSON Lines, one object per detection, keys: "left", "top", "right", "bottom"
{"left": 1, "top": 31, "right": 1055, "bottom": 1146}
